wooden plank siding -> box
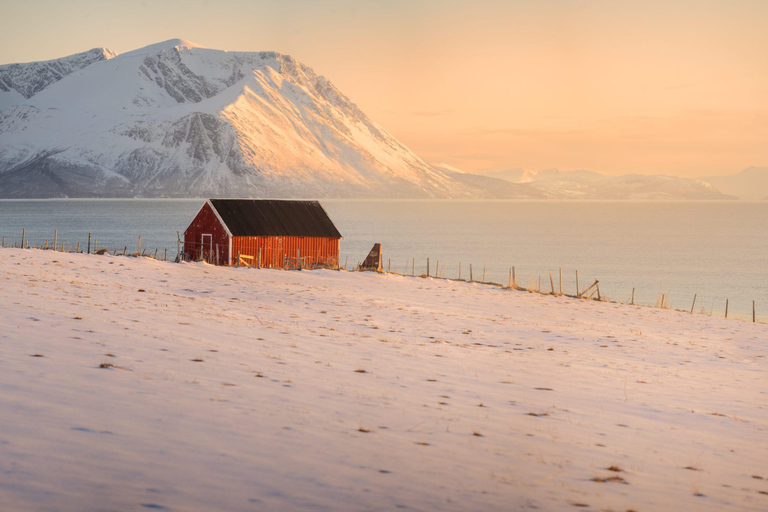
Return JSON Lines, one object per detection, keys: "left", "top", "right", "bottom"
{"left": 232, "top": 236, "right": 339, "bottom": 269}
{"left": 183, "top": 202, "right": 230, "bottom": 264}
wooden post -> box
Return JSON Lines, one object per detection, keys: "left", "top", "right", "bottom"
{"left": 469, "top": 264, "right": 473, "bottom": 282}
{"left": 508, "top": 268, "right": 512, "bottom": 288}
{"left": 538, "top": 276, "right": 541, "bottom": 293}
{"left": 297, "top": 249, "right": 302, "bottom": 270}
{"left": 596, "top": 282, "right": 601, "bottom": 301}
{"left": 87, "top": 233, "right": 91, "bottom": 254}
{"left": 21, "top": 228, "right": 25, "bottom": 249}
{"left": 458, "top": 261, "right": 462, "bottom": 280}
{"left": 559, "top": 267, "right": 562, "bottom": 295}
{"left": 388, "top": 258, "right": 391, "bottom": 273}
{"left": 237, "top": 251, "right": 241, "bottom": 267}
{"left": 164, "top": 248, "right": 167, "bottom": 261}
{"left": 427, "top": 257, "right": 430, "bottom": 277}
{"left": 176, "top": 231, "right": 181, "bottom": 261}
{"left": 725, "top": 299, "right": 729, "bottom": 319}
{"left": 576, "top": 270, "right": 580, "bottom": 297}
{"left": 513, "top": 266, "right": 516, "bottom": 288}
{"left": 1, "top": 236, "right": 4, "bottom": 247}
{"left": 258, "top": 247, "right": 262, "bottom": 268}
{"left": 436, "top": 260, "right": 439, "bottom": 278}
{"left": 54, "top": 230, "right": 58, "bottom": 251}
{"left": 631, "top": 288, "right": 635, "bottom": 305}
{"left": 45, "top": 240, "right": 48, "bottom": 250}
{"left": 412, "top": 258, "right": 414, "bottom": 277}
{"left": 549, "top": 271, "right": 555, "bottom": 294}
{"left": 215, "top": 245, "right": 220, "bottom": 265}
{"left": 754, "top": 301, "right": 756, "bottom": 323}
{"left": 77, "top": 241, "right": 80, "bottom": 253}
{"left": 482, "top": 265, "right": 486, "bottom": 284}
{"left": 690, "top": 294, "right": 697, "bottom": 313}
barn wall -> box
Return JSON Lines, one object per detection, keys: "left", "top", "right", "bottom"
{"left": 183, "top": 203, "right": 230, "bottom": 264}
{"left": 232, "top": 236, "right": 339, "bottom": 269}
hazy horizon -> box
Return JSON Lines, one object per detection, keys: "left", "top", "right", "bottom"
{"left": 2, "top": 0, "right": 766, "bottom": 179}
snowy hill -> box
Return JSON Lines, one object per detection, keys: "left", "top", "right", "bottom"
{"left": 0, "top": 39, "right": 531, "bottom": 199}
{"left": 483, "top": 168, "right": 734, "bottom": 200}
{"left": 699, "top": 166, "right": 768, "bottom": 201}
{"left": 2, "top": 248, "right": 767, "bottom": 511}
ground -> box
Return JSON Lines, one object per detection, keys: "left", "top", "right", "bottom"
{"left": 0, "top": 248, "right": 766, "bottom": 511}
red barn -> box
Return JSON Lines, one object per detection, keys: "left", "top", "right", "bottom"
{"left": 183, "top": 199, "right": 342, "bottom": 268}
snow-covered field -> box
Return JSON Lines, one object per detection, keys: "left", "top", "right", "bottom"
{"left": 1, "top": 248, "right": 766, "bottom": 511}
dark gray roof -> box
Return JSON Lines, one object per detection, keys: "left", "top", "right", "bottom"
{"left": 210, "top": 199, "right": 342, "bottom": 238}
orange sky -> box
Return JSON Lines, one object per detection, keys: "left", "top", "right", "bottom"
{"left": 2, "top": 0, "right": 766, "bottom": 177}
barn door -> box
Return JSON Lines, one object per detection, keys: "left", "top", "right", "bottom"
{"left": 201, "top": 234, "right": 213, "bottom": 262}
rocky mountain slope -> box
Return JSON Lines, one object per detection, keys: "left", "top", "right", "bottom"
{"left": 0, "top": 39, "right": 537, "bottom": 199}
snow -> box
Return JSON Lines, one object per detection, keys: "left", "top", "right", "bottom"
{"left": 117, "top": 38, "right": 207, "bottom": 58}
{"left": 1, "top": 248, "right": 766, "bottom": 511}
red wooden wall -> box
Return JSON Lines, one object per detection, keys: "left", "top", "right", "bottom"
{"left": 183, "top": 203, "right": 230, "bottom": 264}
{"left": 232, "top": 236, "right": 339, "bottom": 269}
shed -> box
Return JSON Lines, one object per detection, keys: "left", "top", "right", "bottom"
{"left": 183, "top": 199, "right": 342, "bottom": 268}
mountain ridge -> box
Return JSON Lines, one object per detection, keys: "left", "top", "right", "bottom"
{"left": 0, "top": 39, "right": 741, "bottom": 200}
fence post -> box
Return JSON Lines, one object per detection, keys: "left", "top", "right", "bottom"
{"left": 427, "top": 257, "right": 430, "bottom": 277}
{"left": 297, "top": 249, "right": 302, "bottom": 270}
{"left": 77, "top": 241, "right": 80, "bottom": 253}
{"left": 176, "top": 231, "right": 181, "bottom": 261}
{"left": 54, "top": 230, "right": 58, "bottom": 252}
{"left": 216, "top": 245, "right": 220, "bottom": 265}
{"left": 482, "top": 265, "right": 486, "bottom": 283}
{"left": 508, "top": 268, "right": 512, "bottom": 288}
{"left": 258, "top": 247, "right": 262, "bottom": 268}
{"left": 87, "top": 233, "right": 91, "bottom": 254}
{"left": 754, "top": 301, "right": 756, "bottom": 323}
{"left": 458, "top": 261, "right": 462, "bottom": 281}
{"left": 725, "top": 299, "right": 729, "bottom": 319}
{"left": 513, "top": 266, "right": 516, "bottom": 288}
{"left": 411, "top": 258, "right": 414, "bottom": 277}
{"left": 138, "top": 236, "right": 141, "bottom": 256}
{"left": 559, "top": 267, "right": 562, "bottom": 294}
{"left": 576, "top": 270, "right": 580, "bottom": 297}
{"left": 21, "top": 228, "right": 25, "bottom": 249}
{"left": 631, "top": 287, "right": 635, "bottom": 305}
{"left": 690, "top": 294, "right": 697, "bottom": 313}
{"left": 469, "top": 264, "right": 473, "bottom": 282}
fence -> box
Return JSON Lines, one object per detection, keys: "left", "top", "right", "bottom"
{"left": 1, "top": 229, "right": 762, "bottom": 324}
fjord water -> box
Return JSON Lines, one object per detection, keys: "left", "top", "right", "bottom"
{"left": 1, "top": 199, "right": 765, "bottom": 321}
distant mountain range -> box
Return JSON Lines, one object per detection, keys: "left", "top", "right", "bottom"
{"left": 697, "top": 167, "right": 768, "bottom": 201}
{"left": 0, "top": 39, "right": 761, "bottom": 200}
{"left": 481, "top": 168, "right": 768, "bottom": 201}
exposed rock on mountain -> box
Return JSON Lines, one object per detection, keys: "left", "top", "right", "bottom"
{"left": 0, "top": 39, "right": 526, "bottom": 199}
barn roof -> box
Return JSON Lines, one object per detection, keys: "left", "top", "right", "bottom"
{"left": 209, "top": 199, "right": 342, "bottom": 238}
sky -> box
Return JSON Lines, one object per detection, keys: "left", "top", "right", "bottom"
{"left": 1, "top": 0, "right": 766, "bottom": 177}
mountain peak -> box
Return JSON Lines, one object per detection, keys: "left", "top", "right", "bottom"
{"left": 118, "top": 38, "right": 206, "bottom": 58}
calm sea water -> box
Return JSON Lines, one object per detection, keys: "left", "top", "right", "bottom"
{"left": 1, "top": 199, "right": 766, "bottom": 322}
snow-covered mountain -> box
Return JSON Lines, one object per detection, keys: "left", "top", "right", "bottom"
{"left": 482, "top": 168, "right": 734, "bottom": 200}
{"left": 0, "top": 39, "right": 536, "bottom": 199}
{"left": 698, "top": 166, "right": 768, "bottom": 200}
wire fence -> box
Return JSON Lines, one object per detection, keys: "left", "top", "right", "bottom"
{"left": 1, "top": 230, "right": 763, "bottom": 324}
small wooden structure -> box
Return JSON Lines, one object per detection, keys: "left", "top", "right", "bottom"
{"left": 360, "top": 243, "right": 383, "bottom": 272}
{"left": 183, "top": 199, "right": 342, "bottom": 268}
